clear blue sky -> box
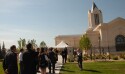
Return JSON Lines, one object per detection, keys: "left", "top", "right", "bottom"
{"left": 0, "top": 0, "right": 125, "bottom": 48}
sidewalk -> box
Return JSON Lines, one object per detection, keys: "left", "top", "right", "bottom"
{"left": 37, "top": 55, "right": 62, "bottom": 74}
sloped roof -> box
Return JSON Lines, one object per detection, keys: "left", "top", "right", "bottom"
{"left": 108, "top": 17, "right": 125, "bottom": 24}
{"left": 55, "top": 41, "right": 69, "bottom": 48}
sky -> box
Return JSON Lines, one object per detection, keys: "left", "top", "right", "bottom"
{"left": 0, "top": 0, "right": 125, "bottom": 49}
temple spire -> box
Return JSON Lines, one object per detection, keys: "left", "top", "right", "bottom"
{"left": 91, "top": 1, "right": 98, "bottom": 12}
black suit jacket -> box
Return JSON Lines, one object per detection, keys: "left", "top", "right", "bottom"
{"left": 23, "top": 49, "right": 37, "bottom": 74}
{"left": 3, "top": 50, "right": 18, "bottom": 74}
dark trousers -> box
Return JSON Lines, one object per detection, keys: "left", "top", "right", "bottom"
{"left": 36, "top": 63, "right": 39, "bottom": 71}
{"left": 62, "top": 55, "right": 67, "bottom": 64}
{"left": 78, "top": 60, "right": 83, "bottom": 70}
{"left": 48, "top": 62, "right": 56, "bottom": 73}
{"left": 8, "top": 67, "right": 18, "bottom": 74}
{"left": 65, "top": 55, "right": 67, "bottom": 63}
{"left": 19, "top": 61, "right": 23, "bottom": 74}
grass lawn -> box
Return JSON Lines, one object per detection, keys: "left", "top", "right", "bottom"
{"left": 0, "top": 62, "right": 20, "bottom": 74}
{"left": 0, "top": 62, "right": 4, "bottom": 74}
{"left": 60, "top": 61, "right": 125, "bottom": 74}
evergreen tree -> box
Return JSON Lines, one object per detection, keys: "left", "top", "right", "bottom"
{"left": 0, "top": 44, "right": 3, "bottom": 59}
{"left": 1, "top": 42, "right": 6, "bottom": 58}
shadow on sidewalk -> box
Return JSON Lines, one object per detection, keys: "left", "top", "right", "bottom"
{"left": 56, "top": 65, "right": 62, "bottom": 68}
{"left": 83, "top": 69, "right": 102, "bottom": 73}
{"left": 38, "top": 71, "right": 60, "bottom": 74}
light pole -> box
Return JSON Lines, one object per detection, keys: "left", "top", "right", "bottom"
{"left": 73, "top": 37, "right": 75, "bottom": 48}
{"left": 98, "top": 36, "right": 101, "bottom": 55}
{"left": 90, "top": 44, "right": 92, "bottom": 60}
{"left": 108, "top": 46, "right": 110, "bottom": 60}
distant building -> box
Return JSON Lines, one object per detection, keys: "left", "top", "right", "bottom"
{"left": 55, "top": 35, "right": 82, "bottom": 48}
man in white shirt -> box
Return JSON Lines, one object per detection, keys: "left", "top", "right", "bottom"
{"left": 19, "top": 49, "right": 24, "bottom": 74}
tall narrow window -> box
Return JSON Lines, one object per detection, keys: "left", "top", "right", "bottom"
{"left": 94, "top": 14, "right": 99, "bottom": 25}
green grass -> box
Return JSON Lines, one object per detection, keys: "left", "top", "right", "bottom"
{"left": 0, "top": 61, "right": 125, "bottom": 74}
{"left": 0, "top": 62, "right": 20, "bottom": 74}
{"left": 0, "top": 62, "right": 4, "bottom": 74}
{"left": 60, "top": 61, "right": 125, "bottom": 74}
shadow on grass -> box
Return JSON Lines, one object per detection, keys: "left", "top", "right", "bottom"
{"left": 83, "top": 69, "right": 102, "bottom": 73}
{"left": 61, "top": 69, "right": 75, "bottom": 73}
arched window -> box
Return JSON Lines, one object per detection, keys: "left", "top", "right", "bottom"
{"left": 115, "top": 35, "right": 125, "bottom": 51}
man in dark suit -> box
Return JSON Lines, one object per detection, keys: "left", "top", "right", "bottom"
{"left": 48, "top": 48, "right": 57, "bottom": 74}
{"left": 61, "top": 47, "right": 68, "bottom": 64}
{"left": 77, "top": 48, "right": 83, "bottom": 71}
{"left": 3, "top": 45, "right": 18, "bottom": 74}
{"left": 23, "top": 43, "right": 37, "bottom": 74}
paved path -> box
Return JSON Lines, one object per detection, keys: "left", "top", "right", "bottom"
{"left": 37, "top": 55, "right": 62, "bottom": 74}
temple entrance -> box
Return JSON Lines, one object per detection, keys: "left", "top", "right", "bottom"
{"left": 115, "top": 35, "right": 125, "bottom": 51}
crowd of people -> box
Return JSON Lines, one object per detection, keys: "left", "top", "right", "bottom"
{"left": 3, "top": 43, "right": 58, "bottom": 74}
{"left": 2, "top": 43, "right": 83, "bottom": 74}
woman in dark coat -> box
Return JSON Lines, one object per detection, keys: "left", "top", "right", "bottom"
{"left": 39, "top": 48, "right": 49, "bottom": 74}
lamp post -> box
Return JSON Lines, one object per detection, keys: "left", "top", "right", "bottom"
{"left": 93, "top": 45, "right": 96, "bottom": 60}
{"left": 98, "top": 36, "right": 101, "bottom": 55}
{"left": 90, "top": 44, "right": 92, "bottom": 60}
{"left": 108, "top": 46, "right": 110, "bottom": 60}
{"left": 73, "top": 37, "right": 75, "bottom": 48}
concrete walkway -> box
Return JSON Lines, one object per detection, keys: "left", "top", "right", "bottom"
{"left": 37, "top": 55, "right": 62, "bottom": 74}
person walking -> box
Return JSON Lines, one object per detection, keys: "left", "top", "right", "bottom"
{"left": 61, "top": 47, "right": 67, "bottom": 64}
{"left": 64, "top": 47, "right": 68, "bottom": 63}
{"left": 77, "top": 48, "right": 83, "bottom": 71}
{"left": 48, "top": 48, "right": 57, "bottom": 74}
{"left": 36, "top": 48, "right": 40, "bottom": 72}
{"left": 22, "top": 43, "right": 37, "bottom": 74}
{"left": 19, "top": 48, "right": 24, "bottom": 74}
{"left": 39, "top": 48, "right": 49, "bottom": 74}
{"left": 53, "top": 48, "right": 58, "bottom": 62}
{"left": 3, "top": 45, "right": 18, "bottom": 74}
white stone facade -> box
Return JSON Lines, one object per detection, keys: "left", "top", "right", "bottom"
{"left": 86, "top": 2, "right": 125, "bottom": 54}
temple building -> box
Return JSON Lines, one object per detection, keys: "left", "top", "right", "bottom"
{"left": 55, "top": 2, "right": 125, "bottom": 54}
{"left": 86, "top": 2, "right": 125, "bottom": 54}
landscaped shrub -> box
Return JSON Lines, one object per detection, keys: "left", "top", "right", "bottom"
{"left": 119, "top": 54, "right": 125, "bottom": 60}
{"left": 101, "top": 55, "right": 107, "bottom": 59}
{"left": 95, "top": 55, "right": 102, "bottom": 59}
{"left": 113, "top": 56, "right": 119, "bottom": 60}
{"left": 83, "top": 56, "right": 89, "bottom": 60}
{"left": 120, "top": 54, "right": 124, "bottom": 58}
{"left": 122, "top": 55, "right": 125, "bottom": 60}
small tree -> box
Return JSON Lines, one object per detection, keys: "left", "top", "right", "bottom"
{"left": 40, "top": 41, "right": 47, "bottom": 48}
{"left": 18, "top": 38, "right": 26, "bottom": 49}
{"left": 22, "top": 39, "right": 26, "bottom": 49}
{"left": 79, "top": 34, "right": 91, "bottom": 54}
{"left": 28, "top": 39, "right": 37, "bottom": 49}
